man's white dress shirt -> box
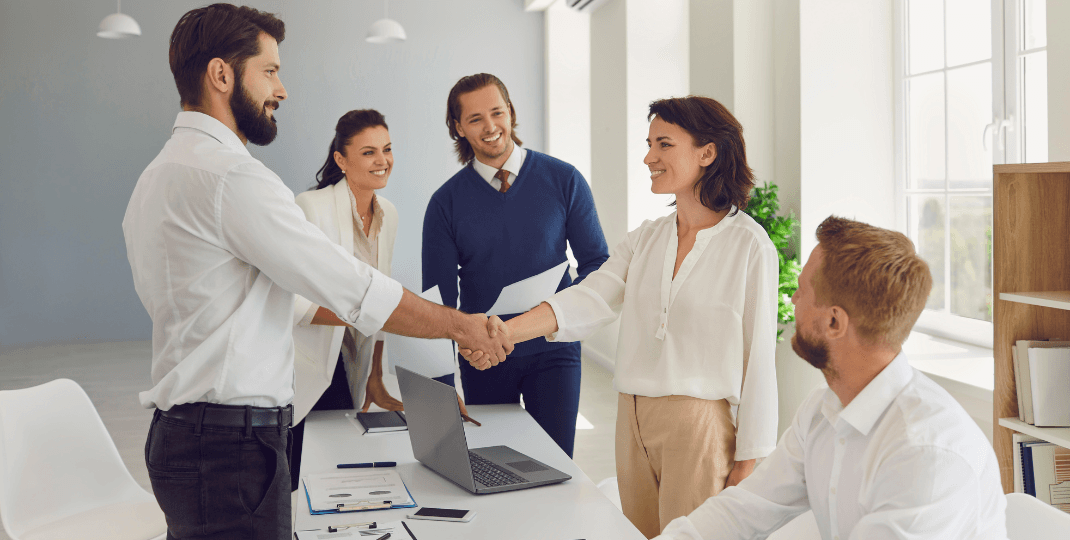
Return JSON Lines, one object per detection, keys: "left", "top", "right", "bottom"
{"left": 655, "top": 353, "right": 1008, "bottom": 540}
{"left": 471, "top": 144, "right": 526, "bottom": 189}
{"left": 123, "top": 112, "right": 403, "bottom": 411}
{"left": 545, "top": 210, "right": 780, "bottom": 460}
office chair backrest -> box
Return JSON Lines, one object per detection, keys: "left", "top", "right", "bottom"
{"left": 0, "top": 379, "right": 146, "bottom": 537}
{"left": 1005, "top": 492, "right": 1070, "bottom": 540}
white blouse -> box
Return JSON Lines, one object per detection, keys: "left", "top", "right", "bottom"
{"left": 545, "top": 209, "right": 780, "bottom": 460}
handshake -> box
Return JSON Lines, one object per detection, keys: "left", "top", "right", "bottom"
{"left": 451, "top": 313, "right": 515, "bottom": 371}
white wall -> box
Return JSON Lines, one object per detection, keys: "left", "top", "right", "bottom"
{"left": 733, "top": 0, "right": 777, "bottom": 185}
{"left": 545, "top": 2, "right": 592, "bottom": 182}
{"left": 1047, "top": 0, "right": 1070, "bottom": 161}
{"left": 624, "top": 0, "right": 690, "bottom": 231}
{"left": 799, "top": 0, "right": 896, "bottom": 256}
{"left": 0, "top": 0, "right": 546, "bottom": 351}
{"left": 690, "top": 0, "right": 735, "bottom": 111}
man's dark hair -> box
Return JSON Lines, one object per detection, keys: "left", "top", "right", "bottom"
{"left": 445, "top": 73, "right": 522, "bottom": 165}
{"left": 169, "top": 3, "right": 285, "bottom": 108}
{"left": 314, "top": 109, "right": 389, "bottom": 190}
{"left": 647, "top": 95, "right": 755, "bottom": 214}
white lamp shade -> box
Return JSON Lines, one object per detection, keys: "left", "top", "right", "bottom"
{"left": 366, "top": 18, "right": 406, "bottom": 43}
{"left": 97, "top": 12, "right": 141, "bottom": 39}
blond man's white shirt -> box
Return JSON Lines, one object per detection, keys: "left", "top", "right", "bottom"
{"left": 655, "top": 353, "right": 1008, "bottom": 540}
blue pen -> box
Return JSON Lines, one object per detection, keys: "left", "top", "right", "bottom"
{"left": 337, "top": 461, "right": 397, "bottom": 468}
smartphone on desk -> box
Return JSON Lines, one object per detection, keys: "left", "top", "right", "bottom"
{"left": 407, "top": 507, "right": 476, "bottom": 522}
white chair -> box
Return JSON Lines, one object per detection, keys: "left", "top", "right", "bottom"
{"left": 1005, "top": 492, "right": 1070, "bottom": 540}
{"left": 596, "top": 476, "right": 622, "bottom": 511}
{"left": 0, "top": 379, "right": 166, "bottom": 540}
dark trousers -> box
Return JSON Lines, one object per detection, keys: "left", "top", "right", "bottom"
{"left": 145, "top": 407, "right": 292, "bottom": 540}
{"left": 459, "top": 342, "right": 582, "bottom": 457}
{"left": 289, "top": 355, "right": 456, "bottom": 491}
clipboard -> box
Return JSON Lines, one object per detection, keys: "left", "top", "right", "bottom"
{"left": 303, "top": 470, "right": 418, "bottom": 515}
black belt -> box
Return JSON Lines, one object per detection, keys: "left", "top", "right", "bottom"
{"left": 161, "top": 402, "right": 293, "bottom": 428}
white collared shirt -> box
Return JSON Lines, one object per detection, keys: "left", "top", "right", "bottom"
{"left": 655, "top": 354, "right": 1008, "bottom": 540}
{"left": 471, "top": 143, "right": 526, "bottom": 190}
{"left": 123, "top": 112, "right": 403, "bottom": 410}
{"left": 545, "top": 210, "right": 780, "bottom": 460}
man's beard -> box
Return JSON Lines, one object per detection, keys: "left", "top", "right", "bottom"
{"left": 231, "top": 77, "right": 279, "bottom": 146}
{"left": 792, "top": 322, "right": 831, "bottom": 371}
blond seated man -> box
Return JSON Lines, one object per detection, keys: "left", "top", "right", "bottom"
{"left": 654, "top": 216, "right": 1008, "bottom": 540}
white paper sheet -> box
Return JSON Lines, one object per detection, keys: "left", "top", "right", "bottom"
{"left": 385, "top": 286, "right": 455, "bottom": 377}
{"left": 486, "top": 261, "right": 569, "bottom": 316}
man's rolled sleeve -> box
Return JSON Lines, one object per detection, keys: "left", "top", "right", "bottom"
{"left": 346, "top": 269, "right": 403, "bottom": 337}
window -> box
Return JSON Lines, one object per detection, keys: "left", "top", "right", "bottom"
{"left": 896, "top": 0, "right": 1046, "bottom": 346}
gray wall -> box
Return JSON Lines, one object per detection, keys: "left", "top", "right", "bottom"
{"left": 0, "top": 0, "right": 545, "bottom": 351}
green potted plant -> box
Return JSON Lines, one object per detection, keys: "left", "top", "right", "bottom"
{"left": 744, "top": 183, "right": 802, "bottom": 341}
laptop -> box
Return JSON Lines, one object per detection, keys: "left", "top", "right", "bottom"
{"left": 395, "top": 366, "right": 572, "bottom": 494}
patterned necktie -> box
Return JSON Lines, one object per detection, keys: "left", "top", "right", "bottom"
{"left": 495, "top": 169, "right": 511, "bottom": 193}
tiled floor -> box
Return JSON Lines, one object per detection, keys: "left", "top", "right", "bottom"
{"left": 0, "top": 341, "right": 618, "bottom": 539}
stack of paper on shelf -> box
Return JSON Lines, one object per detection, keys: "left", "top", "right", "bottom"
{"left": 1013, "top": 340, "right": 1070, "bottom": 426}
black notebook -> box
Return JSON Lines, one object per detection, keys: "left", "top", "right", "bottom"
{"left": 355, "top": 411, "right": 407, "bottom": 433}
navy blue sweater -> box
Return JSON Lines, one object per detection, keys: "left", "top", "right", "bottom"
{"left": 422, "top": 150, "right": 609, "bottom": 357}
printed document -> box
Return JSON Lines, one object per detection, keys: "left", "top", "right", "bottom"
{"left": 487, "top": 261, "right": 569, "bottom": 316}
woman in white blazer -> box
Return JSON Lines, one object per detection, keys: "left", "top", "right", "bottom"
{"left": 289, "top": 110, "right": 463, "bottom": 491}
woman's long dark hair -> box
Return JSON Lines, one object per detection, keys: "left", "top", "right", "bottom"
{"left": 313, "top": 109, "right": 389, "bottom": 190}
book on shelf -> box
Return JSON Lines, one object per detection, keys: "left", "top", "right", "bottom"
{"left": 1013, "top": 435, "right": 1070, "bottom": 514}
{"left": 354, "top": 410, "right": 407, "bottom": 433}
{"left": 1013, "top": 433, "right": 1041, "bottom": 494}
{"left": 1028, "top": 347, "right": 1070, "bottom": 427}
{"left": 1013, "top": 340, "right": 1070, "bottom": 425}
{"left": 1013, "top": 346, "right": 1023, "bottom": 422}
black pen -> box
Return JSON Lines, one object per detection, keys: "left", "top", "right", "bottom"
{"left": 401, "top": 521, "right": 417, "bottom": 540}
{"left": 337, "top": 461, "right": 396, "bottom": 468}
{"left": 375, "top": 533, "right": 391, "bottom": 540}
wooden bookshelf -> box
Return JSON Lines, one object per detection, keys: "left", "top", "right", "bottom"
{"left": 993, "top": 161, "right": 1070, "bottom": 493}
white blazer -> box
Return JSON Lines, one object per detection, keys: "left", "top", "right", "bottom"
{"left": 291, "top": 180, "right": 398, "bottom": 423}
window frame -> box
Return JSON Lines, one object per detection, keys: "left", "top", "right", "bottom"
{"left": 893, "top": 0, "right": 1025, "bottom": 349}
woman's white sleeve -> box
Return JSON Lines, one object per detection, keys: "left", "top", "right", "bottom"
{"left": 545, "top": 224, "right": 642, "bottom": 343}
{"left": 733, "top": 242, "right": 781, "bottom": 460}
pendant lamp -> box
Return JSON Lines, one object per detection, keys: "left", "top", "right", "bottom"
{"left": 97, "top": 0, "right": 141, "bottom": 39}
{"left": 366, "top": 0, "right": 406, "bottom": 44}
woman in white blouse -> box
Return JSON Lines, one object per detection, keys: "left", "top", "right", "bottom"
{"left": 464, "top": 96, "right": 779, "bottom": 538}
{"left": 289, "top": 110, "right": 465, "bottom": 490}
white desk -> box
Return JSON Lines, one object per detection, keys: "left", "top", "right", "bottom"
{"left": 296, "top": 404, "right": 645, "bottom": 540}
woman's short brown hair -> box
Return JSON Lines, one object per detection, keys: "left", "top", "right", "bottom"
{"left": 168, "top": 3, "right": 285, "bottom": 108}
{"left": 445, "top": 73, "right": 522, "bottom": 165}
{"left": 813, "top": 216, "right": 933, "bottom": 348}
{"left": 647, "top": 96, "right": 755, "bottom": 214}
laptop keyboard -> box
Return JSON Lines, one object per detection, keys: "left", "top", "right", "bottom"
{"left": 469, "top": 452, "right": 527, "bottom": 487}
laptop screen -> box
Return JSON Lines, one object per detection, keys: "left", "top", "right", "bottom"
{"left": 395, "top": 367, "right": 476, "bottom": 491}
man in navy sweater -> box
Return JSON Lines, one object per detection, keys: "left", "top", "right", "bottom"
{"left": 423, "top": 73, "right": 609, "bottom": 457}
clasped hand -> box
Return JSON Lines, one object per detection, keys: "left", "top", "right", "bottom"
{"left": 454, "top": 313, "right": 514, "bottom": 370}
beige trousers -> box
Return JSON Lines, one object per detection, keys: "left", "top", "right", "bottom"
{"left": 616, "top": 393, "right": 736, "bottom": 539}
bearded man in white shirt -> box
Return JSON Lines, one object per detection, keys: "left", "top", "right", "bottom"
{"left": 123, "top": 4, "right": 511, "bottom": 539}
{"left": 654, "top": 216, "right": 1008, "bottom": 540}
